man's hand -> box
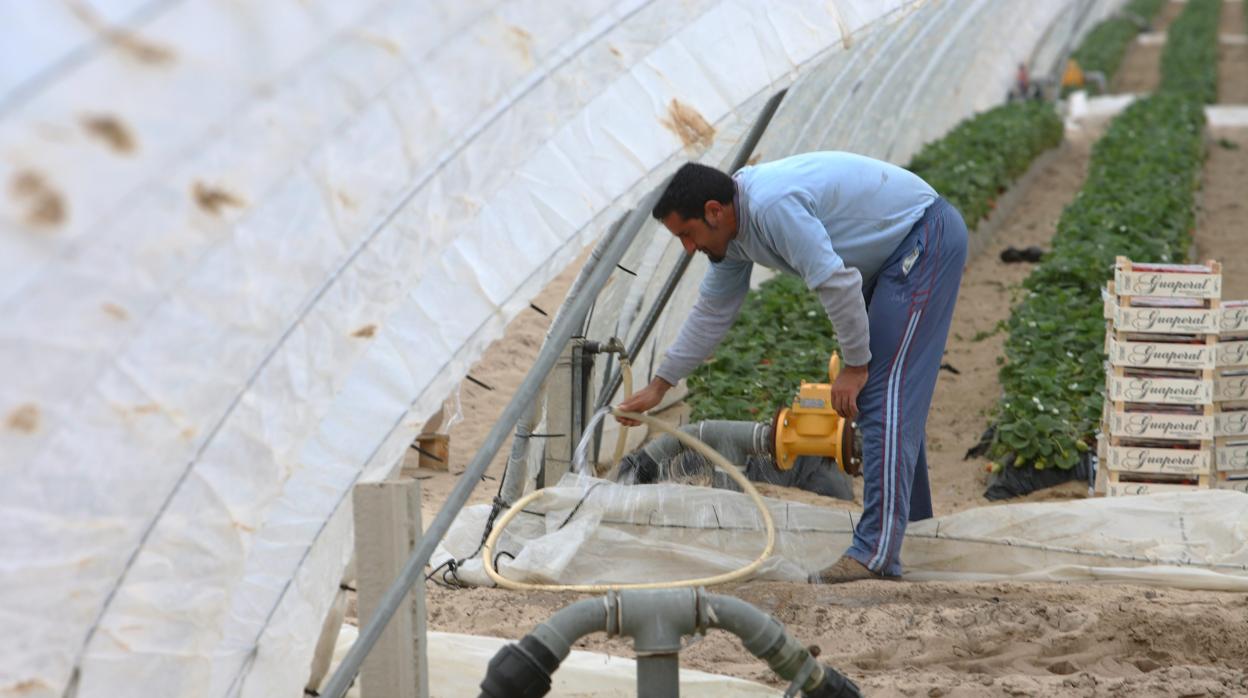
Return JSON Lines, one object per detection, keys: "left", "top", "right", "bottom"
{"left": 615, "top": 377, "right": 673, "bottom": 426}
{"left": 830, "top": 363, "right": 869, "bottom": 420}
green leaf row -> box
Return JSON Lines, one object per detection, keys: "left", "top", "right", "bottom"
{"left": 908, "top": 102, "right": 1063, "bottom": 228}
{"left": 1069, "top": 0, "right": 1166, "bottom": 93}
{"left": 686, "top": 102, "right": 1063, "bottom": 422}
{"left": 1159, "top": 0, "right": 1221, "bottom": 103}
{"left": 686, "top": 273, "right": 840, "bottom": 422}
{"left": 991, "top": 94, "right": 1206, "bottom": 469}
{"left": 989, "top": 0, "right": 1218, "bottom": 471}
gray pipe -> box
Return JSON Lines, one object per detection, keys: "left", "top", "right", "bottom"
{"left": 640, "top": 420, "right": 771, "bottom": 469}
{"left": 322, "top": 184, "right": 669, "bottom": 698}
{"left": 478, "top": 588, "right": 861, "bottom": 698}
{"left": 528, "top": 596, "right": 611, "bottom": 660}
{"left": 706, "top": 593, "right": 827, "bottom": 694}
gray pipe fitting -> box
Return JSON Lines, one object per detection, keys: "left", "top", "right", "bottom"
{"left": 479, "top": 587, "right": 861, "bottom": 698}
{"left": 643, "top": 420, "right": 771, "bottom": 465}
{"left": 614, "top": 588, "right": 700, "bottom": 654}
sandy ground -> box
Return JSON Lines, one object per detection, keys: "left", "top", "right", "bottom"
{"left": 1112, "top": 0, "right": 1184, "bottom": 94}
{"left": 1200, "top": 1, "right": 1248, "bottom": 295}
{"left": 1219, "top": 1, "right": 1248, "bottom": 105}
{"left": 405, "top": 3, "right": 1248, "bottom": 694}
{"left": 428, "top": 582, "right": 1248, "bottom": 697}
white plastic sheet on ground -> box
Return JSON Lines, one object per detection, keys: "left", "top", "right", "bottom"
{"left": 0, "top": 0, "right": 1128, "bottom": 696}
{"left": 436, "top": 479, "right": 1248, "bottom": 592}
{"left": 327, "top": 625, "right": 781, "bottom": 698}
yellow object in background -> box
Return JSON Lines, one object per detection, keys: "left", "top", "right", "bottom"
{"left": 1062, "top": 58, "right": 1085, "bottom": 88}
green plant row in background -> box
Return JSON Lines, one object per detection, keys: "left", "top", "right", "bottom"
{"left": 686, "top": 274, "right": 838, "bottom": 421}
{"left": 989, "top": 0, "right": 1219, "bottom": 471}
{"left": 1159, "top": 0, "right": 1221, "bottom": 103}
{"left": 1069, "top": 0, "right": 1166, "bottom": 93}
{"left": 990, "top": 93, "right": 1207, "bottom": 470}
{"left": 908, "top": 102, "right": 1063, "bottom": 227}
{"left": 686, "top": 101, "right": 1063, "bottom": 422}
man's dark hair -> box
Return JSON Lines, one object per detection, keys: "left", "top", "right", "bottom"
{"left": 651, "top": 162, "right": 734, "bottom": 222}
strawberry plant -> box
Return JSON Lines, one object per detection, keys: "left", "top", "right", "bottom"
{"left": 1159, "top": 0, "right": 1220, "bottom": 103}
{"left": 908, "top": 101, "right": 1062, "bottom": 227}
{"left": 992, "top": 92, "right": 1207, "bottom": 470}
{"left": 687, "top": 274, "right": 839, "bottom": 421}
{"left": 990, "top": 0, "right": 1217, "bottom": 472}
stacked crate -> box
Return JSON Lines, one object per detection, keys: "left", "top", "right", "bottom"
{"left": 1099, "top": 257, "right": 1221, "bottom": 496}
{"left": 1216, "top": 301, "right": 1248, "bottom": 492}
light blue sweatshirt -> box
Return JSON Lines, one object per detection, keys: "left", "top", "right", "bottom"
{"left": 655, "top": 151, "right": 936, "bottom": 385}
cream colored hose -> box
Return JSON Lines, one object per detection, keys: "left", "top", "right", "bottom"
{"left": 481, "top": 408, "right": 777, "bottom": 592}
{"left": 608, "top": 356, "right": 634, "bottom": 469}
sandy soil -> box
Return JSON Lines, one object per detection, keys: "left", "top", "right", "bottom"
{"left": 1112, "top": 0, "right": 1185, "bottom": 94}
{"left": 1217, "top": 1, "right": 1248, "bottom": 106}
{"left": 428, "top": 581, "right": 1248, "bottom": 697}
{"left": 407, "top": 4, "right": 1248, "bottom": 694}
{"left": 1199, "top": 1, "right": 1248, "bottom": 295}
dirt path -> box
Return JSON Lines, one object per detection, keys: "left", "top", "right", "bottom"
{"left": 428, "top": 580, "right": 1248, "bottom": 697}
{"left": 1113, "top": 0, "right": 1186, "bottom": 94}
{"left": 1196, "top": 2, "right": 1248, "bottom": 291}
{"left": 1218, "top": 0, "right": 1248, "bottom": 105}
{"left": 925, "top": 137, "right": 1095, "bottom": 514}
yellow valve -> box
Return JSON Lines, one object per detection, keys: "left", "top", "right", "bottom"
{"left": 772, "top": 354, "right": 861, "bottom": 475}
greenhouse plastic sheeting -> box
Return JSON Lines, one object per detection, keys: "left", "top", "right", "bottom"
{"left": 0, "top": 0, "right": 1124, "bottom": 696}
{"left": 437, "top": 479, "right": 1248, "bottom": 592}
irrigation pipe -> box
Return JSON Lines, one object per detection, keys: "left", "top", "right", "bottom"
{"left": 482, "top": 408, "right": 777, "bottom": 592}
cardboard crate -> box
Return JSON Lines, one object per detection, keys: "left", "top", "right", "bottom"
{"left": 1106, "top": 375, "right": 1213, "bottom": 405}
{"left": 1220, "top": 300, "right": 1248, "bottom": 335}
{"left": 1108, "top": 300, "right": 1221, "bottom": 335}
{"left": 1105, "top": 335, "right": 1216, "bottom": 370}
{"left": 1102, "top": 444, "right": 1212, "bottom": 476}
{"left": 1216, "top": 408, "right": 1248, "bottom": 438}
{"left": 1105, "top": 410, "right": 1215, "bottom": 441}
{"left": 1107, "top": 480, "right": 1209, "bottom": 496}
{"left": 1218, "top": 340, "right": 1248, "bottom": 368}
{"left": 1114, "top": 259, "right": 1221, "bottom": 299}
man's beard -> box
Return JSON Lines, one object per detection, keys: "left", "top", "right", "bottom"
{"left": 707, "top": 250, "right": 725, "bottom": 264}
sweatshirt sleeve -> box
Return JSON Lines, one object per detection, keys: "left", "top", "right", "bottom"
{"left": 759, "top": 197, "right": 872, "bottom": 366}
{"left": 654, "top": 259, "right": 751, "bottom": 385}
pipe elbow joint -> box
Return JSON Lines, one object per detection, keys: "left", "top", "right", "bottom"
{"left": 477, "top": 635, "right": 561, "bottom": 698}
{"left": 802, "top": 663, "right": 863, "bottom": 698}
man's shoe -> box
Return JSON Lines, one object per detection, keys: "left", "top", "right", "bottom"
{"left": 808, "top": 555, "right": 891, "bottom": 584}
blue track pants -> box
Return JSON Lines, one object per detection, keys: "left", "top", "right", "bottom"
{"left": 844, "top": 197, "right": 967, "bottom": 577}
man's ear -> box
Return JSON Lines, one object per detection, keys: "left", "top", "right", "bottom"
{"left": 704, "top": 200, "right": 723, "bottom": 222}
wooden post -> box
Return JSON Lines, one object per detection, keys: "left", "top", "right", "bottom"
{"left": 353, "top": 479, "right": 429, "bottom": 698}
{"left": 414, "top": 432, "right": 450, "bottom": 471}
{"left": 542, "top": 342, "right": 577, "bottom": 487}
{"left": 406, "top": 481, "right": 429, "bottom": 698}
